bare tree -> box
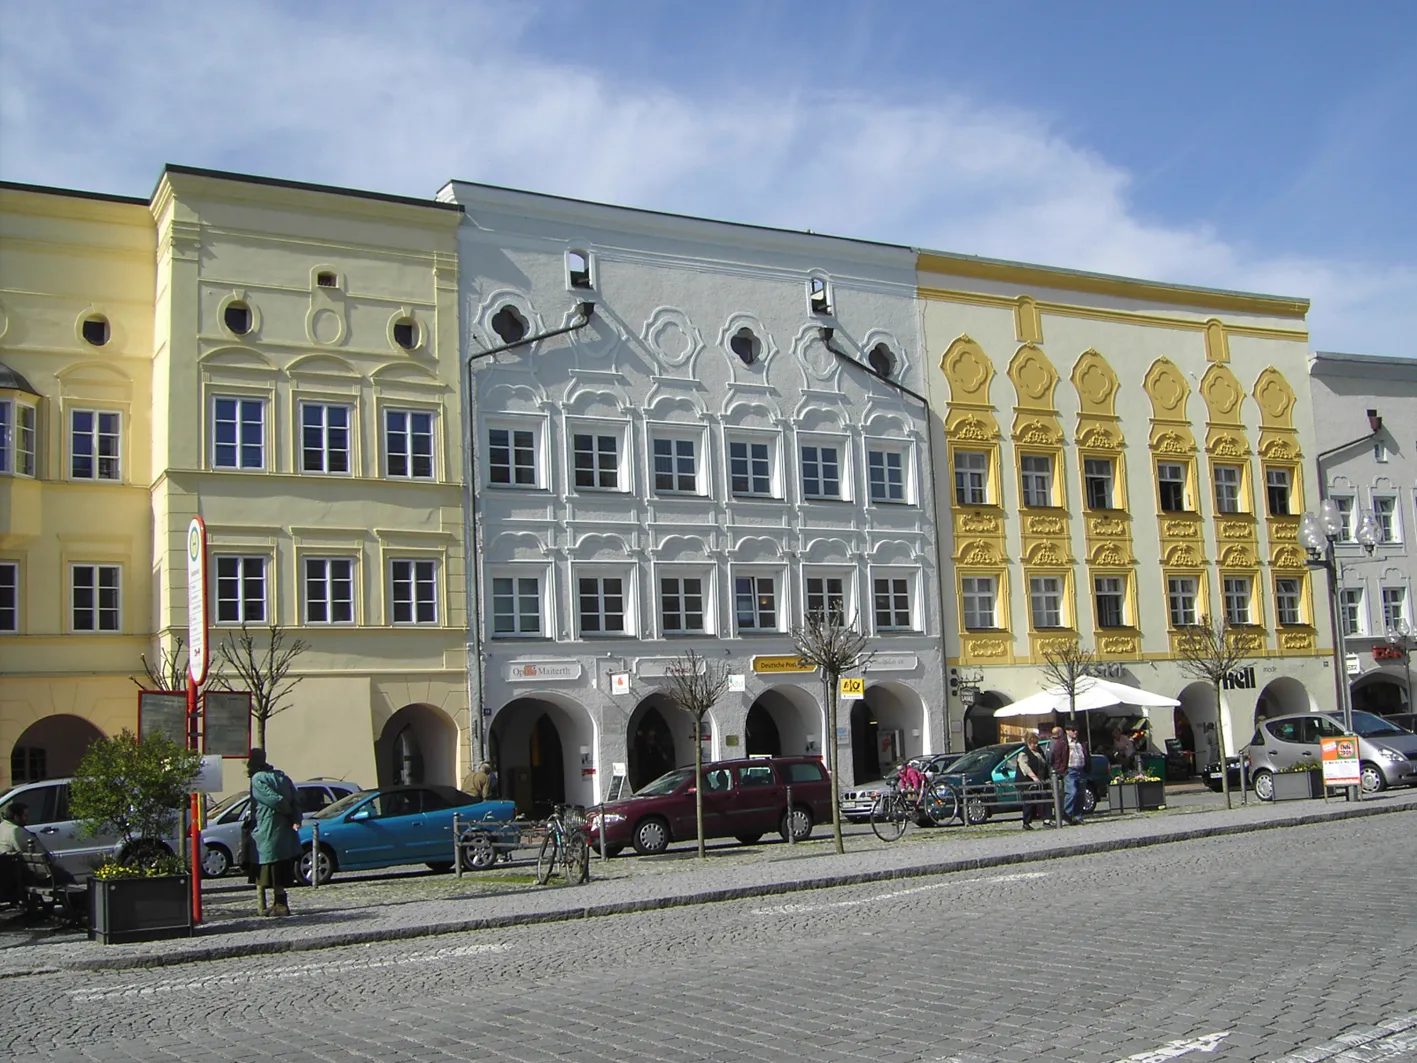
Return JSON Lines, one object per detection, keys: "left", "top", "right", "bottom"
{"left": 213, "top": 623, "right": 308, "bottom": 748}
{"left": 1175, "top": 614, "right": 1254, "bottom": 809}
{"left": 1039, "top": 642, "right": 1097, "bottom": 723}
{"left": 131, "top": 635, "right": 190, "bottom": 692}
{"left": 790, "top": 609, "right": 874, "bottom": 855}
{"left": 661, "top": 649, "right": 733, "bottom": 860}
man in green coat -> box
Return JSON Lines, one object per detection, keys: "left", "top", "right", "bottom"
{"left": 247, "top": 748, "right": 301, "bottom": 917}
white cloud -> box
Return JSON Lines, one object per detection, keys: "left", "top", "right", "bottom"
{"left": 1, "top": 0, "right": 1410, "bottom": 354}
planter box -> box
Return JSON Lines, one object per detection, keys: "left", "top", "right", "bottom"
{"left": 1271, "top": 770, "right": 1325, "bottom": 801}
{"left": 1108, "top": 780, "right": 1166, "bottom": 812}
{"left": 88, "top": 874, "right": 193, "bottom": 945}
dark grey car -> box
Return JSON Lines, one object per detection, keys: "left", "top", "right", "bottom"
{"left": 1247, "top": 712, "right": 1417, "bottom": 799}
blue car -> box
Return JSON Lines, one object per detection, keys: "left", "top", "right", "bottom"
{"left": 294, "top": 784, "right": 517, "bottom": 885}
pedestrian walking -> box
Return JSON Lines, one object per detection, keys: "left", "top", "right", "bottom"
{"left": 1063, "top": 721, "right": 1090, "bottom": 825}
{"left": 247, "top": 748, "right": 301, "bottom": 917}
{"left": 1016, "top": 733, "right": 1051, "bottom": 830}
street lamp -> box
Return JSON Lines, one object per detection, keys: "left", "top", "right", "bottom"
{"left": 1388, "top": 618, "right": 1414, "bottom": 714}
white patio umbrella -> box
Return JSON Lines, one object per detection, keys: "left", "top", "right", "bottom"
{"left": 992, "top": 677, "right": 1180, "bottom": 718}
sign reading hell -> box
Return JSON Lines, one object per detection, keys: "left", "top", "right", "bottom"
{"left": 839, "top": 677, "right": 865, "bottom": 700}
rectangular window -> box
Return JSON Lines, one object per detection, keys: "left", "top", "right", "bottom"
{"left": 867, "top": 448, "right": 905, "bottom": 502}
{"left": 1213, "top": 465, "right": 1242, "bottom": 514}
{"left": 1223, "top": 577, "right": 1252, "bottom": 625}
{"left": 215, "top": 556, "right": 267, "bottom": 624}
{"left": 1029, "top": 576, "right": 1063, "bottom": 629}
{"left": 72, "top": 564, "right": 120, "bottom": 632}
{"left": 212, "top": 397, "right": 265, "bottom": 470}
{"left": 1158, "top": 463, "right": 1186, "bottom": 512}
{"left": 1332, "top": 495, "right": 1354, "bottom": 542}
{"left": 385, "top": 410, "right": 434, "bottom": 479}
{"left": 578, "top": 576, "right": 626, "bottom": 635}
{"left": 573, "top": 433, "right": 619, "bottom": 489}
{"left": 1167, "top": 577, "right": 1198, "bottom": 627}
{"left": 1020, "top": 455, "right": 1053, "bottom": 508}
{"left": 1339, "top": 588, "right": 1364, "bottom": 637}
{"left": 70, "top": 409, "right": 120, "bottom": 481}
{"left": 955, "top": 450, "right": 988, "bottom": 505}
{"left": 660, "top": 577, "right": 705, "bottom": 633}
{"left": 961, "top": 576, "right": 997, "bottom": 630}
{"left": 391, "top": 559, "right": 437, "bottom": 624}
{"left": 1094, "top": 576, "right": 1125, "bottom": 628}
{"left": 488, "top": 427, "right": 536, "bottom": 486}
{"left": 734, "top": 576, "right": 777, "bottom": 631}
{"left": 1275, "top": 578, "right": 1302, "bottom": 627}
{"left": 1265, "top": 468, "right": 1291, "bottom": 517}
{"left": 800, "top": 444, "right": 841, "bottom": 499}
{"left": 0, "top": 561, "right": 16, "bottom": 632}
{"left": 304, "top": 558, "right": 354, "bottom": 624}
{"left": 301, "top": 403, "right": 351, "bottom": 474}
{"left": 491, "top": 576, "right": 541, "bottom": 635}
{"left": 0, "top": 400, "right": 37, "bottom": 477}
{"left": 729, "top": 439, "right": 772, "bottom": 497}
{"left": 873, "top": 577, "right": 912, "bottom": 631}
{"left": 653, "top": 437, "right": 697, "bottom": 494}
{"left": 1382, "top": 586, "right": 1408, "bottom": 631}
{"left": 1084, "top": 458, "right": 1115, "bottom": 510}
{"left": 1373, "top": 496, "right": 1399, "bottom": 544}
{"left": 805, "top": 576, "right": 845, "bottom": 623}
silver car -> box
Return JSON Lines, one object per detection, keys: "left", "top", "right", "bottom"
{"left": 0, "top": 777, "right": 176, "bottom": 879}
{"left": 1246, "top": 711, "right": 1417, "bottom": 799}
{"left": 199, "top": 779, "right": 360, "bottom": 877}
{"left": 839, "top": 753, "right": 966, "bottom": 822}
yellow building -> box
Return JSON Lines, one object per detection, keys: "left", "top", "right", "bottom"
{"left": 918, "top": 252, "right": 1328, "bottom": 766}
{"left": 1, "top": 169, "right": 469, "bottom": 793}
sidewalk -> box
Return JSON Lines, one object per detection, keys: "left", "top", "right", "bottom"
{"left": 4, "top": 786, "right": 1413, "bottom": 976}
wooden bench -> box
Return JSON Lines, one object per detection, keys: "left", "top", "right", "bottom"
{"left": 17, "top": 849, "right": 87, "bottom": 928}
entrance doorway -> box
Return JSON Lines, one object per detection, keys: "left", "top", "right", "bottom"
{"left": 964, "top": 692, "right": 1009, "bottom": 749}
{"left": 376, "top": 704, "right": 458, "bottom": 788}
{"left": 745, "top": 703, "right": 782, "bottom": 756}
{"left": 529, "top": 714, "right": 565, "bottom": 819}
{"left": 628, "top": 705, "right": 677, "bottom": 791}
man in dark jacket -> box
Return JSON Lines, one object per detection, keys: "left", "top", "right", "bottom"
{"left": 247, "top": 748, "right": 301, "bottom": 917}
{"left": 1062, "top": 722, "right": 1090, "bottom": 825}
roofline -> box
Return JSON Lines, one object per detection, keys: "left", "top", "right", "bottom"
{"left": 917, "top": 249, "right": 1310, "bottom": 318}
{"left": 159, "top": 165, "right": 463, "bottom": 213}
{"left": 0, "top": 180, "right": 150, "bottom": 207}
{"left": 1311, "top": 350, "right": 1415, "bottom": 366}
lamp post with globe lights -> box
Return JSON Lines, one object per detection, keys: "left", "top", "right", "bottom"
{"left": 1387, "top": 618, "right": 1414, "bottom": 715}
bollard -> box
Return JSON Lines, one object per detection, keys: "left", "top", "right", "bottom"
{"left": 597, "top": 805, "right": 607, "bottom": 862}
{"left": 1051, "top": 775, "right": 1064, "bottom": 827}
{"left": 454, "top": 813, "right": 463, "bottom": 878}
{"left": 310, "top": 822, "right": 320, "bottom": 890}
{"left": 786, "top": 785, "right": 795, "bottom": 845}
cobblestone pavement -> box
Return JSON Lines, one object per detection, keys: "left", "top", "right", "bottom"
{"left": 1, "top": 812, "right": 1414, "bottom": 1063}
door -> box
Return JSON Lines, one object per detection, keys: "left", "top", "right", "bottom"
{"left": 337, "top": 792, "right": 411, "bottom": 867}
{"left": 732, "top": 763, "right": 781, "bottom": 833}
{"left": 686, "top": 767, "right": 735, "bottom": 839}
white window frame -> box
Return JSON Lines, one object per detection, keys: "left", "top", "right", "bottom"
{"left": 1339, "top": 587, "right": 1365, "bottom": 637}
{"left": 727, "top": 433, "right": 777, "bottom": 499}
{"left": 1371, "top": 494, "right": 1401, "bottom": 545}
{"left": 214, "top": 555, "right": 267, "bottom": 625}
{"left": 0, "top": 560, "right": 18, "bottom": 632}
{"left": 1157, "top": 462, "right": 1188, "bottom": 513}
{"left": 866, "top": 443, "right": 910, "bottom": 504}
{"left": 1084, "top": 457, "right": 1115, "bottom": 510}
{"left": 799, "top": 437, "right": 846, "bottom": 501}
{"left": 1212, "top": 464, "right": 1242, "bottom": 514}
{"left": 300, "top": 402, "right": 353, "bottom": 475}
{"left": 733, "top": 571, "right": 780, "bottom": 633}
{"left": 1093, "top": 575, "right": 1126, "bottom": 629}
{"left": 211, "top": 396, "right": 266, "bottom": 471}
{"left": 1331, "top": 494, "right": 1355, "bottom": 543}
{"left": 1382, "top": 586, "right": 1408, "bottom": 632}
{"left": 390, "top": 558, "right": 438, "bottom": 625}
{"left": 576, "top": 571, "right": 633, "bottom": 637}
{"left": 1274, "top": 577, "right": 1303, "bottom": 627}
{"left": 1167, "top": 577, "right": 1198, "bottom": 628}
{"left": 489, "top": 571, "right": 545, "bottom": 638}
{"left": 804, "top": 570, "right": 852, "bottom": 624}
{"left": 658, "top": 570, "right": 712, "bottom": 636}
{"left": 569, "top": 422, "right": 627, "bottom": 492}
{"left": 1264, "top": 467, "right": 1292, "bottom": 517}
{"left": 872, "top": 572, "right": 916, "bottom": 633}
{"left": 69, "top": 408, "right": 121, "bottom": 482}
{"left": 954, "top": 450, "right": 989, "bottom": 506}
{"left": 304, "top": 557, "right": 356, "bottom": 625}
{"left": 1028, "top": 575, "right": 1064, "bottom": 629}
{"left": 650, "top": 431, "right": 702, "bottom": 496}
{"left": 384, "top": 408, "right": 436, "bottom": 480}
{"left": 1020, "top": 454, "right": 1053, "bottom": 508}
{"left": 0, "top": 398, "right": 37, "bottom": 478}
{"left": 486, "top": 420, "right": 541, "bottom": 489}
{"left": 1223, "top": 576, "right": 1252, "bottom": 626}
{"left": 961, "top": 576, "right": 997, "bottom": 630}
{"left": 71, "top": 563, "right": 120, "bottom": 632}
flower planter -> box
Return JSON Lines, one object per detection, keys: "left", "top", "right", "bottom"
{"left": 1271, "top": 770, "right": 1325, "bottom": 802}
{"left": 88, "top": 874, "right": 193, "bottom": 944}
{"left": 1108, "top": 780, "right": 1166, "bottom": 812}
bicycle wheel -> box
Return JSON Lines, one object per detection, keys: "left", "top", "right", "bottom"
{"left": 870, "top": 792, "right": 908, "bottom": 842}
{"left": 536, "top": 831, "right": 559, "bottom": 885}
{"left": 922, "top": 780, "right": 959, "bottom": 826}
{"left": 564, "top": 830, "right": 590, "bottom": 884}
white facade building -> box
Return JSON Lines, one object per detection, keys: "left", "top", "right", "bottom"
{"left": 439, "top": 182, "right": 944, "bottom": 816}
{"left": 1309, "top": 351, "right": 1417, "bottom": 714}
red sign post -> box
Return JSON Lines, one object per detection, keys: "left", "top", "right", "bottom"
{"left": 186, "top": 516, "right": 209, "bottom": 924}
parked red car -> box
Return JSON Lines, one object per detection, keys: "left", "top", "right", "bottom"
{"left": 585, "top": 756, "right": 832, "bottom": 856}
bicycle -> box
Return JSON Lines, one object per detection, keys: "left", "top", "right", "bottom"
{"left": 536, "top": 804, "right": 590, "bottom": 886}
{"left": 869, "top": 778, "right": 959, "bottom": 842}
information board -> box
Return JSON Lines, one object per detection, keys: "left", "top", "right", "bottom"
{"left": 1321, "top": 735, "right": 1361, "bottom": 787}
{"left": 605, "top": 762, "right": 630, "bottom": 802}
{"left": 203, "top": 690, "right": 253, "bottom": 757}
{"left": 138, "top": 691, "right": 188, "bottom": 745}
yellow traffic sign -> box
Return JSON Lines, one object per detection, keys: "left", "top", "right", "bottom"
{"left": 839, "top": 676, "right": 865, "bottom": 700}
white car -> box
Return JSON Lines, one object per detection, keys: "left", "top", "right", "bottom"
{"left": 0, "top": 777, "right": 177, "bottom": 879}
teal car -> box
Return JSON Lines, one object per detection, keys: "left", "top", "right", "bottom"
{"left": 294, "top": 785, "right": 517, "bottom": 885}
{"left": 934, "top": 741, "right": 1111, "bottom": 824}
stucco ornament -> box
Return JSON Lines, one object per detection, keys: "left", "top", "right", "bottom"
{"left": 642, "top": 307, "right": 703, "bottom": 369}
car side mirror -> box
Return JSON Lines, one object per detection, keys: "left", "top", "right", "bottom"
{"left": 348, "top": 808, "right": 370, "bottom": 821}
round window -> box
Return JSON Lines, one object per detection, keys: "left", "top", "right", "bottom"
{"left": 729, "top": 327, "right": 760, "bottom": 365}
{"left": 393, "top": 319, "right": 418, "bottom": 351}
{"left": 81, "top": 315, "right": 110, "bottom": 346}
{"left": 225, "top": 302, "right": 253, "bottom": 335}
{"left": 868, "top": 343, "right": 896, "bottom": 379}
{"left": 491, "top": 306, "right": 528, "bottom": 345}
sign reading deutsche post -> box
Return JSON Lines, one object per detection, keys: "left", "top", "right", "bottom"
{"left": 752, "top": 655, "right": 816, "bottom": 674}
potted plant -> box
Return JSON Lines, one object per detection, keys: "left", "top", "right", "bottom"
{"left": 1107, "top": 772, "right": 1166, "bottom": 812}
{"left": 1270, "top": 762, "right": 1326, "bottom": 801}
{"left": 70, "top": 729, "right": 202, "bottom": 944}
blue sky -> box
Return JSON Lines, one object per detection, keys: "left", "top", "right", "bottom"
{"left": 1, "top": 0, "right": 1412, "bottom": 354}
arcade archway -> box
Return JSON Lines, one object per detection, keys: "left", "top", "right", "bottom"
{"left": 964, "top": 692, "right": 1010, "bottom": 750}
{"left": 7, "top": 715, "right": 105, "bottom": 784}
{"left": 627, "top": 694, "right": 685, "bottom": 790}
{"left": 1255, "top": 676, "right": 1313, "bottom": 723}
{"left": 376, "top": 703, "right": 458, "bottom": 788}
{"left": 489, "top": 695, "right": 594, "bottom": 818}
{"left": 744, "top": 687, "right": 815, "bottom": 760}
{"left": 850, "top": 682, "right": 926, "bottom": 784}
{"left": 1352, "top": 672, "right": 1407, "bottom": 715}
{"left": 1177, "top": 682, "right": 1221, "bottom": 768}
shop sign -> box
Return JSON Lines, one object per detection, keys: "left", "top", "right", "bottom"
{"left": 1321, "top": 735, "right": 1361, "bottom": 787}
{"left": 752, "top": 655, "right": 816, "bottom": 674}
{"left": 869, "top": 654, "right": 918, "bottom": 672}
{"left": 1373, "top": 645, "right": 1406, "bottom": 661}
{"left": 1345, "top": 654, "right": 1362, "bottom": 676}
{"left": 727, "top": 674, "right": 746, "bottom": 692}
{"left": 839, "top": 677, "right": 865, "bottom": 700}
{"left": 505, "top": 661, "right": 581, "bottom": 682}
{"left": 1221, "top": 666, "right": 1256, "bottom": 690}
{"left": 610, "top": 673, "right": 630, "bottom": 696}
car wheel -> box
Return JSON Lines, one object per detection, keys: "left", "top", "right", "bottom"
{"left": 632, "top": 818, "right": 670, "bottom": 856}
{"left": 964, "top": 795, "right": 990, "bottom": 825}
{"left": 1360, "top": 762, "right": 1386, "bottom": 794}
{"left": 200, "top": 844, "right": 231, "bottom": 879}
{"left": 425, "top": 861, "right": 455, "bottom": 874}
{"left": 781, "top": 806, "right": 813, "bottom": 842}
{"left": 1252, "top": 770, "right": 1274, "bottom": 802}
{"left": 460, "top": 831, "right": 498, "bottom": 871}
{"left": 1082, "top": 787, "right": 1097, "bottom": 815}
{"left": 296, "top": 844, "right": 335, "bottom": 886}
{"left": 735, "top": 833, "right": 763, "bottom": 845}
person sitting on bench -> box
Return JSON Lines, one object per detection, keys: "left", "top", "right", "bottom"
{"left": 0, "top": 803, "right": 76, "bottom": 885}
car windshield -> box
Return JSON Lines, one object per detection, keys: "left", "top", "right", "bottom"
{"left": 942, "top": 748, "right": 1005, "bottom": 775}
{"left": 1343, "top": 712, "right": 1409, "bottom": 738}
{"left": 635, "top": 769, "right": 694, "bottom": 796}
{"left": 311, "top": 790, "right": 375, "bottom": 819}
{"left": 206, "top": 792, "right": 248, "bottom": 818}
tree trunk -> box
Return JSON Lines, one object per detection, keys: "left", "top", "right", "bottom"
{"left": 695, "top": 714, "right": 705, "bottom": 860}
{"left": 827, "top": 675, "right": 843, "bottom": 855}
{"left": 254, "top": 713, "right": 266, "bottom": 750}
{"left": 1214, "top": 678, "right": 1232, "bottom": 810}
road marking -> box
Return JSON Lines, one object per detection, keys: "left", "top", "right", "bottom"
{"left": 1269, "top": 1012, "right": 1417, "bottom": 1062}
{"left": 750, "top": 871, "right": 1048, "bottom": 915}
{"left": 65, "top": 942, "right": 510, "bottom": 1003}
{"left": 1111, "top": 1032, "right": 1230, "bottom": 1063}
